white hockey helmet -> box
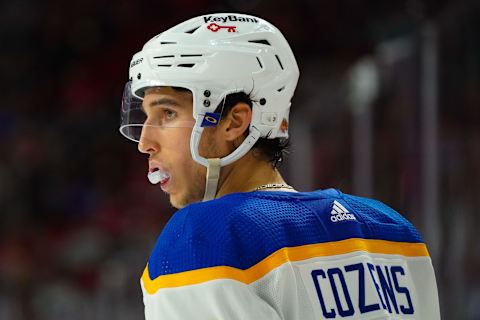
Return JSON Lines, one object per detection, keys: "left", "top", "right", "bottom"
{"left": 120, "top": 13, "right": 299, "bottom": 200}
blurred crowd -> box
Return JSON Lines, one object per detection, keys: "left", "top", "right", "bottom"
{"left": 0, "top": 0, "right": 479, "bottom": 319}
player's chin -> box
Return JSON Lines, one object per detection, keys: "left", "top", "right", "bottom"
{"left": 169, "top": 190, "right": 203, "bottom": 209}
{"left": 169, "top": 194, "right": 192, "bottom": 209}
{"left": 168, "top": 194, "right": 185, "bottom": 209}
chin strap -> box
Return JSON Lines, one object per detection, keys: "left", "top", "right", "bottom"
{"left": 203, "top": 158, "right": 221, "bottom": 201}
{"left": 191, "top": 122, "right": 262, "bottom": 202}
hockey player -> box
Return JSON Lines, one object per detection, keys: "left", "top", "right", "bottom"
{"left": 119, "top": 13, "right": 440, "bottom": 319}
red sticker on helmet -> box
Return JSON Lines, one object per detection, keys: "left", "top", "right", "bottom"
{"left": 207, "top": 23, "right": 237, "bottom": 33}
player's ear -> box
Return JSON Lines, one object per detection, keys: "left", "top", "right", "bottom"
{"left": 221, "top": 102, "right": 252, "bottom": 142}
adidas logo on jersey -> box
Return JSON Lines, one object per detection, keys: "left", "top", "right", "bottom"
{"left": 330, "top": 200, "right": 356, "bottom": 222}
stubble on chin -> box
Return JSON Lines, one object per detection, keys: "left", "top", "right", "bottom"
{"left": 169, "top": 168, "right": 206, "bottom": 209}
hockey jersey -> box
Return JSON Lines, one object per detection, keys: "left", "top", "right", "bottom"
{"left": 141, "top": 189, "right": 440, "bottom": 319}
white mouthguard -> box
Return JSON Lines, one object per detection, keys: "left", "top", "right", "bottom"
{"left": 147, "top": 170, "right": 169, "bottom": 184}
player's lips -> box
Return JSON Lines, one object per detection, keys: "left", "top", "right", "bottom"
{"left": 159, "top": 176, "right": 171, "bottom": 191}
{"left": 148, "top": 160, "right": 166, "bottom": 173}
{"left": 148, "top": 161, "right": 171, "bottom": 187}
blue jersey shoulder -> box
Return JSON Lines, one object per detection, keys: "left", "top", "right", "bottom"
{"left": 147, "top": 189, "right": 423, "bottom": 279}
{"left": 340, "top": 193, "right": 424, "bottom": 243}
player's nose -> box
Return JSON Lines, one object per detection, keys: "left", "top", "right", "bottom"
{"left": 138, "top": 126, "right": 159, "bottom": 155}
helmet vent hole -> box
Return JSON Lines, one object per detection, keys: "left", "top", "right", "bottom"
{"left": 178, "top": 63, "right": 195, "bottom": 68}
{"left": 154, "top": 55, "right": 174, "bottom": 59}
{"left": 180, "top": 54, "right": 203, "bottom": 57}
{"left": 275, "top": 55, "right": 284, "bottom": 70}
{"left": 157, "top": 64, "right": 172, "bottom": 67}
{"left": 249, "top": 39, "right": 271, "bottom": 46}
{"left": 160, "top": 41, "right": 176, "bottom": 45}
{"left": 277, "top": 86, "right": 285, "bottom": 92}
{"left": 256, "top": 57, "right": 263, "bottom": 69}
{"left": 185, "top": 26, "right": 200, "bottom": 34}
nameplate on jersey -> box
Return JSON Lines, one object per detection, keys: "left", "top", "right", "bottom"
{"left": 298, "top": 253, "right": 416, "bottom": 319}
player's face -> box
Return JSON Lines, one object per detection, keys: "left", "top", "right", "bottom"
{"left": 138, "top": 87, "right": 212, "bottom": 209}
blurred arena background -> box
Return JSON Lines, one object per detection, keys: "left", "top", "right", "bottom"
{"left": 0, "top": 0, "right": 479, "bottom": 319}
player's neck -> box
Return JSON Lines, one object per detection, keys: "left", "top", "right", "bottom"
{"left": 215, "top": 151, "right": 286, "bottom": 198}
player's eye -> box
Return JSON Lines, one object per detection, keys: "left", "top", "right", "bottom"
{"left": 164, "top": 109, "right": 176, "bottom": 120}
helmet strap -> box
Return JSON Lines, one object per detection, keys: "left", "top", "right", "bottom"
{"left": 203, "top": 158, "right": 221, "bottom": 201}
{"left": 191, "top": 119, "right": 261, "bottom": 202}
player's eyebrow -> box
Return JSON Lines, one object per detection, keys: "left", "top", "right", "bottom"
{"left": 142, "top": 98, "right": 181, "bottom": 113}
{"left": 148, "top": 98, "right": 181, "bottom": 108}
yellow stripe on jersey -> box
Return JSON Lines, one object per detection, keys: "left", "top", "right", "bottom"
{"left": 142, "top": 238, "right": 429, "bottom": 294}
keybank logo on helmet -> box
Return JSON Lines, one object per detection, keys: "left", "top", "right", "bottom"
{"left": 203, "top": 15, "right": 259, "bottom": 24}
